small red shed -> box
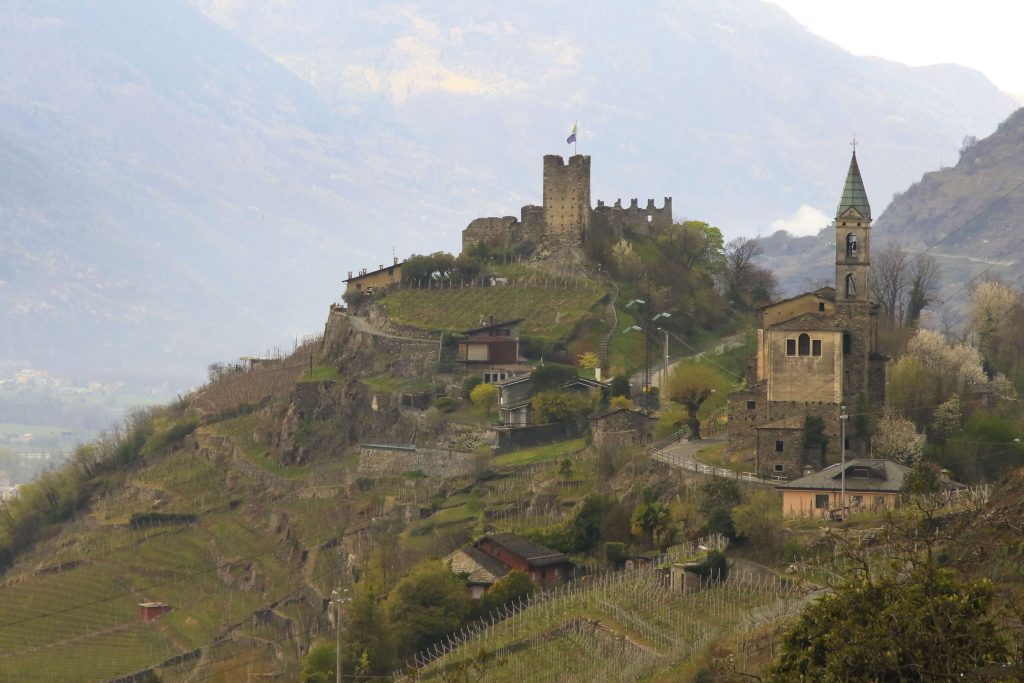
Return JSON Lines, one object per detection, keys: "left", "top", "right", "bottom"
{"left": 138, "top": 602, "right": 171, "bottom": 621}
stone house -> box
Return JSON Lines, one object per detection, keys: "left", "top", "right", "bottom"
{"left": 728, "top": 152, "right": 889, "bottom": 478}
{"left": 754, "top": 415, "right": 823, "bottom": 480}
{"left": 588, "top": 407, "right": 657, "bottom": 448}
{"left": 446, "top": 547, "right": 510, "bottom": 599}
{"left": 474, "top": 533, "right": 572, "bottom": 584}
{"left": 343, "top": 258, "right": 403, "bottom": 296}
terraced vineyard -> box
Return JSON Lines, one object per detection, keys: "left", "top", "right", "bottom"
{"left": 379, "top": 280, "right": 607, "bottom": 342}
{"left": 410, "top": 561, "right": 814, "bottom": 683}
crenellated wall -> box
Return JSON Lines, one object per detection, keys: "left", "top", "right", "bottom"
{"left": 590, "top": 197, "right": 673, "bottom": 242}
{"left": 460, "top": 153, "right": 672, "bottom": 253}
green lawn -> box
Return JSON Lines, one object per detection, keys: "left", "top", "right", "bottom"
{"left": 380, "top": 283, "right": 605, "bottom": 342}
{"left": 298, "top": 366, "right": 339, "bottom": 382}
{"left": 492, "top": 438, "right": 587, "bottom": 466}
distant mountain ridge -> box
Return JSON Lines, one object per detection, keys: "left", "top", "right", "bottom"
{"left": 758, "top": 106, "right": 1024, "bottom": 324}
{"left": 0, "top": 0, "right": 1016, "bottom": 389}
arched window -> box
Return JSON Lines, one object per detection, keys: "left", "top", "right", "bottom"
{"left": 845, "top": 273, "right": 857, "bottom": 298}
{"left": 798, "top": 333, "right": 810, "bottom": 356}
{"left": 846, "top": 233, "right": 858, "bottom": 258}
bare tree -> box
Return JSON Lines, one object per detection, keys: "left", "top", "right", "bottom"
{"left": 871, "top": 243, "right": 909, "bottom": 324}
{"left": 905, "top": 254, "right": 941, "bottom": 326}
{"left": 722, "top": 237, "right": 777, "bottom": 309}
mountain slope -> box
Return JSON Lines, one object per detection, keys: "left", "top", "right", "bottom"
{"left": 194, "top": 0, "right": 1016, "bottom": 235}
{"left": 757, "top": 106, "right": 1024, "bottom": 321}
{"left": 0, "top": 0, "right": 472, "bottom": 385}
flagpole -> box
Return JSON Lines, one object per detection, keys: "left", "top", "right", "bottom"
{"left": 575, "top": 119, "right": 578, "bottom": 155}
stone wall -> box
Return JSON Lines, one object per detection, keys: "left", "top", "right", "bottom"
{"left": 726, "top": 386, "right": 768, "bottom": 462}
{"left": 461, "top": 216, "right": 520, "bottom": 251}
{"left": 766, "top": 329, "right": 842, "bottom": 402}
{"left": 357, "top": 444, "right": 477, "bottom": 479}
{"left": 591, "top": 410, "right": 654, "bottom": 448}
{"left": 495, "top": 422, "right": 576, "bottom": 453}
{"left": 521, "top": 204, "right": 546, "bottom": 243}
{"left": 755, "top": 426, "right": 820, "bottom": 479}
{"left": 543, "top": 154, "right": 590, "bottom": 245}
{"left": 589, "top": 197, "right": 672, "bottom": 242}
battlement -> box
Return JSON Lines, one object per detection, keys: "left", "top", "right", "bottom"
{"left": 595, "top": 197, "right": 672, "bottom": 212}
{"left": 461, "top": 152, "right": 671, "bottom": 254}
{"left": 542, "top": 154, "right": 591, "bottom": 170}
{"left": 591, "top": 196, "right": 673, "bottom": 240}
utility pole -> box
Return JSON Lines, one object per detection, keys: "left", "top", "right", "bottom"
{"left": 659, "top": 328, "right": 669, "bottom": 389}
{"left": 331, "top": 588, "right": 349, "bottom": 683}
{"left": 623, "top": 298, "right": 670, "bottom": 414}
{"left": 839, "top": 405, "right": 848, "bottom": 519}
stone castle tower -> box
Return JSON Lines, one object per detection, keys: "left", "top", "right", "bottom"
{"left": 542, "top": 154, "right": 591, "bottom": 245}
{"left": 460, "top": 153, "right": 671, "bottom": 253}
{"left": 726, "top": 150, "right": 888, "bottom": 480}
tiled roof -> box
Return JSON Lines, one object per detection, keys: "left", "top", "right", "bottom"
{"left": 758, "top": 287, "right": 835, "bottom": 312}
{"left": 461, "top": 318, "right": 525, "bottom": 336}
{"left": 771, "top": 312, "right": 843, "bottom": 331}
{"left": 479, "top": 533, "right": 570, "bottom": 567}
{"left": 589, "top": 406, "right": 653, "bottom": 421}
{"left": 461, "top": 335, "right": 518, "bottom": 344}
{"left": 777, "top": 458, "right": 909, "bottom": 493}
{"left": 446, "top": 547, "right": 510, "bottom": 585}
{"left": 836, "top": 151, "right": 871, "bottom": 219}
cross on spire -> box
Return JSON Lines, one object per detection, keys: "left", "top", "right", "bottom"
{"left": 850, "top": 134, "right": 858, "bottom": 153}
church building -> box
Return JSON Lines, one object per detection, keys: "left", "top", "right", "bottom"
{"left": 727, "top": 151, "right": 888, "bottom": 479}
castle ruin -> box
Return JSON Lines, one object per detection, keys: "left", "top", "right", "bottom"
{"left": 461, "top": 154, "right": 672, "bottom": 253}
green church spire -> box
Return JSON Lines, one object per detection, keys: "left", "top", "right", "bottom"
{"left": 836, "top": 151, "right": 871, "bottom": 220}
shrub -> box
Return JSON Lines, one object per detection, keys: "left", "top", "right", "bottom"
{"left": 461, "top": 375, "right": 483, "bottom": 400}
{"left": 604, "top": 541, "right": 628, "bottom": 564}
{"left": 434, "top": 396, "right": 455, "bottom": 413}
{"left": 129, "top": 512, "right": 197, "bottom": 529}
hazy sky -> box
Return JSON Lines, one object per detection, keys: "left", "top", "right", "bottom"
{"left": 771, "top": 0, "right": 1024, "bottom": 98}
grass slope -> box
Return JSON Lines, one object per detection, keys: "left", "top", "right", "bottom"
{"left": 380, "top": 283, "right": 606, "bottom": 342}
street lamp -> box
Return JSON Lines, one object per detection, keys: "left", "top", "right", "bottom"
{"left": 624, "top": 298, "right": 670, "bottom": 414}
{"left": 330, "top": 588, "right": 350, "bottom": 683}
{"left": 839, "top": 406, "right": 849, "bottom": 520}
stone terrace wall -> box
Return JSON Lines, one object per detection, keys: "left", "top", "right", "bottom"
{"left": 358, "top": 444, "right": 477, "bottom": 479}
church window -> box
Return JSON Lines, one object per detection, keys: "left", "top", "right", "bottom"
{"left": 786, "top": 339, "right": 796, "bottom": 356}
{"left": 798, "top": 333, "right": 810, "bottom": 356}
{"left": 843, "top": 333, "right": 852, "bottom": 355}
{"left": 812, "top": 340, "right": 822, "bottom": 356}
{"left": 818, "top": 302, "right": 825, "bottom": 312}
{"left": 773, "top": 463, "right": 784, "bottom": 473}
{"left": 846, "top": 233, "right": 858, "bottom": 258}
{"left": 845, "top": 274, "right": 857, "bottom": 298}
{"left": 775, "top": 440, "right": 784, "bottom": 452}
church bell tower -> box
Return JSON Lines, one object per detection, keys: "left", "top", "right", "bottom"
{"left": 834, "top": 148, "right": 871, "bottom": 301}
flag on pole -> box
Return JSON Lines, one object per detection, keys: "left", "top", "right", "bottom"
{"left": 566, "top": 122, "right": 577, "bottom": 145}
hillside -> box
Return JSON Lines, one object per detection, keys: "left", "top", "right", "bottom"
{"left": 3, "top": 273, "right": 1024, "bottom": 680}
